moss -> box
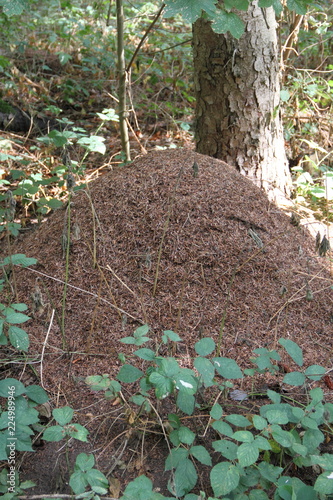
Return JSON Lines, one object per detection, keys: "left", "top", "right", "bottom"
{"left": 0, "top": 99, "right": 14, "bottom": 113}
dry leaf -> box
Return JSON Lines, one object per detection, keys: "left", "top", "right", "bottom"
{"left": 109, "top": 477, "right": 121, "bottom": 499}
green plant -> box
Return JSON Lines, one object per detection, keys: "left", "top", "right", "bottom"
{"left": 69, "top": 452, "right": 109, "bottom": 498}
{"left": 87, "top": 327, "right": 333, "bottom": 499}
{"left": 0, "top": 467, "right": 35, "bottom": 500}
{"left": 42, "top": 406, "right": 89, "bottom": 443}
{"left": 0, "top": 377, "right": 49, "bottom": 460}
{"left": 0, "top": 254, "right": 37, "bottom": 351}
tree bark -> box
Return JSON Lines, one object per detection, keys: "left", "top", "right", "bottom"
{"left": 193, "top": 3, "right": 292, "bottom": 201}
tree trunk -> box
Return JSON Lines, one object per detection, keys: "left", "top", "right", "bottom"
{"left": 193, "top": 3, "right": 292, "bottom": 202}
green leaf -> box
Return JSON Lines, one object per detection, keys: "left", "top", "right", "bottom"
{"left": 67, "top": 423, "right": 89, "bottom": 442}
{"left": 133, "top": 324, "right": 149, "bottom": 337}
{"left": 311, "top": 454, "right": 333, "bottom": 470}
{"left": 212, "top": 439, "right": 238, "bottom": 460}
{"left": 292, "top": 443, "right": 308, "bottom": 457}
{"left": 252, "top": 415, "right": 267, "bottom": 430}
{"left": 8, "top": 325, "right": 29, "bottom": 351}
{"left": 134, "top": 348, "right": 156, "bottom": 361}
{"left": 162, "top": 330, "right": 181, "bottom": 342}
{"left": 258, "top": 0, "right": 283, "bottom": 15}
{"left": 43, "top": 425, "right": 65, "bottom": 442}
{"left": 25, "top": 385, "right": 49, "bottom": 404}
{"left": 213, "top": 357, "right": 243, "bottom": 379}
{"left": 211, "top": 419, "right": 234, "bottom": 437}
{"left": 210, "top": 403, "right": 223, "bottom": 420}
{"left": 53, "top": 406, "right": 74, "bottom": 426}
{"left": 232, "top": 430, "right": 254, "bottom": 442}
{"left": 175, "top": 370, "right": 197, "bottom": 394}
{"left": 149, "top": 371, "right": 174, "bottom": 399}
{"left": 257, "top": 461, "right": 283, "bottom": 482}
{"left": 119, "top": 336, "right": 136, "bottom": 344}
{"left": 194, "top": 337, "right": 215, "bottom": 356}
{"left": 287, "top": 0, "right": 310, "bottom": 15}
{"left": 97, "top": 108, "right": 119, "bottom": 122}
{"left": 0, "top": 0, "right": 27, "bottom": 16}
{"left": 194, "top": 356, "right": 215, "bottom": 387}
{"left": 225, "top": 414, "right": 251, "bottom": 427}
{"left": 224, "top": 0, "right": 249, "bottom": 10}
{"left": 2, "top": 254, "right": 37, "bottom": 267}
{"left": 177, "top": 391, "right": 195, "bottom": 415}
{"left": 4, "top": 311, "right": 30, "bottom": 324}
{"left": 271, "top": 425, "right": 295, "bottom": 447}
{"left": 122, "top": 475, "right": 155, "bottom": 500}
{"left": 47, "top": 129, "right": 69, "bottom": 147}
{"left": 278, "top": 338, "right": 303, "bottom": 367}
{"left": 164, "top": 0, "right": 217, "bottom": 24}
{"left": 159, "top": 357, "right": 180, "bottom": 377}
{"left": 165, "top": 448, "right": 189, "bottom": 470}
{"left": 238, "top": 441, "right": 259, "bottom": 466}
{"left": 75, "top": 453, "right": 94, "bottom": 471}
{"left": 302, "top": 428, "right": 324, "bottom": 452}
{"left": 86, "top": 468, "right": 108, "bottom": 490}
{"left": 309, "top": 387, "right": 324, "bottom": 404}
{"left": 78, "top": 135, "right": 106, "bottom": 154}
{"left": 173, "top": 458, "right": 197, "bottom": 497}
{"left": 314, "top": 471, "right": 333, "bottom": 495}
{"left": 117, "top": 364, "right": 144, "bottom": 383}
{"left": 210, "top": 462, "right": 240, "bottom": 496}
{"left": 305, "top": 365, "right": 326, "bottom": 381}
{"left": 265, "top": 409, "right": 290, "bottom": 425}
{"left": 266, "top": 389, "right": 281, "bottom": 403}
{"left": 69, "top": 470, "right": 88, "bottom": 494}
{"left": 11, "top": 396, "right": 38, "bottom": 425}
{"left": 0, "top": 378, "right": 26, "bottom": 397}
{"left": 280, "top": 89, "right": 290, "bottom": 102}
{"left": 283, "top": 371, "right": 306, "bottom": 386}
{"left": 11, "top": 303, "right": 27, "bottom": 312}
{"left": 254, "top": 436, "right": 271, "bottom": 451}
{"left": 178, "top": 426, "right": 196, "bottom": 445}
{"left": 37, "top": 197, "right": 63, "bottom": 210}
{"left": 211, "top": 10, "right": 245, "bottom": 39}
{"left": 301, "top": 415, "right": 319, "bottom": 430}
{"left": 190, "top": 445, "right": 212, "bottom": 466}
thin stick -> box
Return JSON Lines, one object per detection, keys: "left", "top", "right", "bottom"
{"left": 126, "top": 4, "right": 165, "bottom": 72}
{"left": 25, "top": 267, "right": 141, "bottom": 323}
{"left": 40, "top": 308, "right": 55, "bottom": 389}
{"left": 269, "top": 270, "right": 326, "bottom": 325}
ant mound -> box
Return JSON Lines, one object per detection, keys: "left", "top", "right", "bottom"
{"left": 13, "top": 148, "right": 332, "bottom": 386}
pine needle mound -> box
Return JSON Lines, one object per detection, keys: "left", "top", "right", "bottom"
{"left": 13, "top": 148, "right": 332, "bottom": 385}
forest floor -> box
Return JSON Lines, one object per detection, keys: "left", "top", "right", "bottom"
{"left": 0, "top": 12, "right": 332, "bottom": 495}
{"left": 3, "top": 146, "right": 333, "bottom": 497}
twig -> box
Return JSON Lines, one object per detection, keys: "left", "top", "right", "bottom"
{"left": 106, "top": 264, "right": 136, "bottom": 296}
{"left": 40, "top": 308, "right": 55, "bottom": 389}
{"left": 126, "top": 3, "right": 165, "bottom": 73}
{"left": 269, "top": 270, "right": 328, "bottom": 325}
{"left": 25, "top": 267, "right": 141, "bottom": 323}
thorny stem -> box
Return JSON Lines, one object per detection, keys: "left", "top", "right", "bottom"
{"left": 60, "top": 196, "right": 71, "bottom": 351}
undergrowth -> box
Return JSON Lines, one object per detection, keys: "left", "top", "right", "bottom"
{"left": 0, "top": 1, "right": 333, "bottom": 499}
{"left": 1, "top": 318, "right": 333, "bottom": 499}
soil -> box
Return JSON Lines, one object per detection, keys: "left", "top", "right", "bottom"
{"left": 2, "top": 148, "right": 333, "bottom": 498}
